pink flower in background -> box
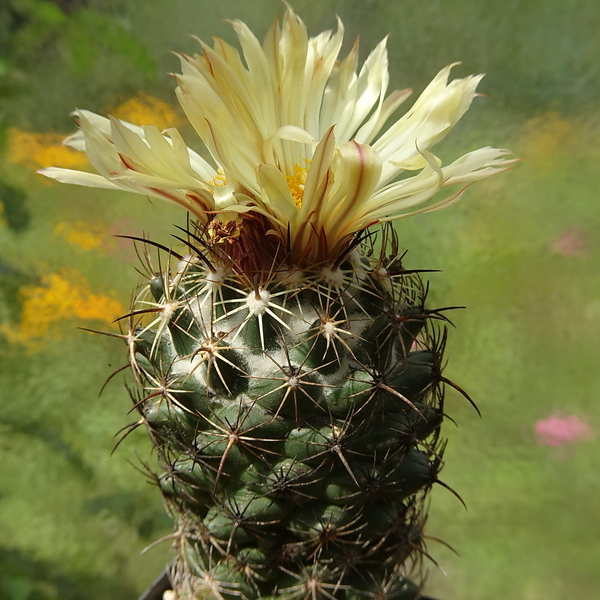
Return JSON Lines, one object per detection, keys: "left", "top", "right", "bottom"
{"left": 534, "top": 413, "right": 594, "bottom": 447}
{"left": 550, "top": 228, "right": 587, "bottom": 256}
{"left": 105, "top": 219, "right": 138, "bottom": 261}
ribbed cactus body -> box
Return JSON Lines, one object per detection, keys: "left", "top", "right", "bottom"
{"left": 129, "top": 229, "right": 451, "bottom": 600}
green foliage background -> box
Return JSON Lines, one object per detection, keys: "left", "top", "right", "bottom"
{"left": 1, "top": 1, "right": 599, "bottom": 599}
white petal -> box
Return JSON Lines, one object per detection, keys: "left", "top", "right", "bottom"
{"left": 319, "top": 139, "right": 383, "bottom": 241}
{"left": 211, "top": 182, "right": 239, "bottom": 210}
{"left": 374, "top": 65, "right": 484, "bottom": 184}
{"left": 299, "top": 126, "right": 337, "bottom": 220}
{"left": 256, "top": 164, "right": 297, "bottom": 220}
{"left": 355, "top": 87, "right": 412, "bottom": 145}
{"left": 368, "top": 146, "right": 514, "bottom": 221}
{"left": 335, "top": 37, "right": 390, "bottom": 141}
{"left": 77, "top": 111, "right": 122, "bottom": 178}
{"left": 38, "top": 168, "right": 124, "bottom": 190}
{"left": 441, "top": 147, "right": 516, "bottom": 185}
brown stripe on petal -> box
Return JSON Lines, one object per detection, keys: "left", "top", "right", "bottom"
{"left": 147, "top": 187, "right": 205, "bottom": 220}
{"left": 292, "top": 169, "right": 333, "bottom": 266}
{"left": 348, "top": 140, "right": 366, "bottom": 207}
{"left": 118, "top": 153, "right": 139, "bottom": 171}
{"left": 184, "top": 191, "right": 210, "bottom": 223}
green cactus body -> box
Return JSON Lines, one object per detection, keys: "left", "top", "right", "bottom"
{"left": 128, "top": 227, "right": 451, "bottom": 600}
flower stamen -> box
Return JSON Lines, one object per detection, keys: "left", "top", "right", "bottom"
{"left": 286, "top": 161, "right": 310, "bottom": 209}
{"left": 209, "top": 168, "right": 228, "bottom": 188}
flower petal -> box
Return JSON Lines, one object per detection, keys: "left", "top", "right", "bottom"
{"left": 299, "top": 125, "right": 337, "bottom": 220}
{"left": 38, "top": 168, "right": 123, "bottom": 189}
{"left": 256, "top": 163, "right": 297, "bottom": 221}
{"left": 374, "top": 64, "right": 484, "bottom": 184}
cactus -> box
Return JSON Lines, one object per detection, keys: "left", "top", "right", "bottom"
{"left": 40, "top": 7, "right": 513, "bottom": 599}
{"left": 126, "top": 223, "right": 457, "bottom": 600}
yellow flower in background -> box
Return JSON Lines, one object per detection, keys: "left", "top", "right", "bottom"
{"left": 2, "top": 270, "right": 123, "bottom": 351}
{"left": 9, "top": 129, "right": 90, "bottom": 171}
{"left": 518, "top": 111, "right": 595, "bottom": 167}
{"left": 54, "top": 220, "right": 109, "bottom": 252}
{"left": 40, "top": 7, "right": 514, "bottom": 268}
{"left": 110, "top": 93, "right": 182, "bottom": 130}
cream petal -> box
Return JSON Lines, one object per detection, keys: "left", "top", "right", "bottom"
{"left": 277, "top": 8, "right": 309, "bottom": 127}
{"left": 230, "top": 19, "right": 279, "bottom": 132}
{"left": 355, "top": 87, "right": 413, "bottom": 145}
{"left": 335, "top": 37, "right": 390, "bottom": 142}
{"left": 77, "top": 112, "right": 122, "bottom": 177}
{"left": 319, "top": 40, "right": 359, "bottom": 139}
{"left": 109, "top": 118, "right": 156, "bottom": 174}
{"left": 272, "top": 125, "right": 315, "bottom": 145}
{"left": 374, "top": 65, "right": 484, "bottom": 185}
{"left": 256, "top": 164, "right": 297, "bottom": 221}
{"left": 108, "top": 118, "right": 215, "bottom": 193}
{"left": 299, "top": 126, "right": 337, "bottom": 221}
{"left": 369, "top": 162, "right": 445, "bottom": 217}
{"left": 368, "top": 146, "right": 513, "bottom": 221}
{"left": 163, "top": 127, "right": 218, "bottom": 181}
{"left": 212, "top": 182, "right": 239, "bottom": 210}
{"left": 320, "top": 140, "right": 383, "bottom": 241}
{"left": 230, "top": 19, "right": 273, "bottom": 91}
{"left": 304, "top": 17, "right": 345, "bottom": 137}
{"left": 440, "top": 147, "right": 516, "bottom": 185}
{"left": 379, "top": 186, "right": 468, "bottom": 221}
{"left": 77, "top": 109, "right": 119, "bottom": 133}
{"left": 65, "top": 109, "right": 146, "bottom": 152}
{"left": 43, "top": 7, "right": 513, "bottom": 267}
{"left": 62, "top": 130, "right": 86, "bottom": 152}
{"left": 38, "top": 168, "right": 123, "bottom": 189}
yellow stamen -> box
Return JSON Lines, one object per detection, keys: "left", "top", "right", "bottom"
{"left": 286, "top": 161, "right": 310, "bottom": 209}
{"left": 209, "top": 168, "right": 228, "bottom": 188}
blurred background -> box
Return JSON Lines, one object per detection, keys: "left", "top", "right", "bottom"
{"left": 1, "top": 0, "right": 599, "bottom": 599}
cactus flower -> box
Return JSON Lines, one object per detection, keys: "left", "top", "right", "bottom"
{"left": 40, "top": 8, "right": 512, "bottom": 269}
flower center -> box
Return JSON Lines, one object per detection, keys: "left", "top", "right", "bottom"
{"left": 286, "top": 161, "right": 310, "bottom": 209}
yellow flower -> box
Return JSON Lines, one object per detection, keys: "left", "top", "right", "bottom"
{"left": 2, "top": 270, "right": 123, "bottom": 351}
{"left": 54, "top": 220, "right": 108, "bottom": 251}
{"left": 9, "top": 128, "right": 90, "bottom": 170}
{"left": 110, "top": 93, "right": 182, "bottom": 130}
{"left": 40, "top": 8, "right": 513, "bottom": 269}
